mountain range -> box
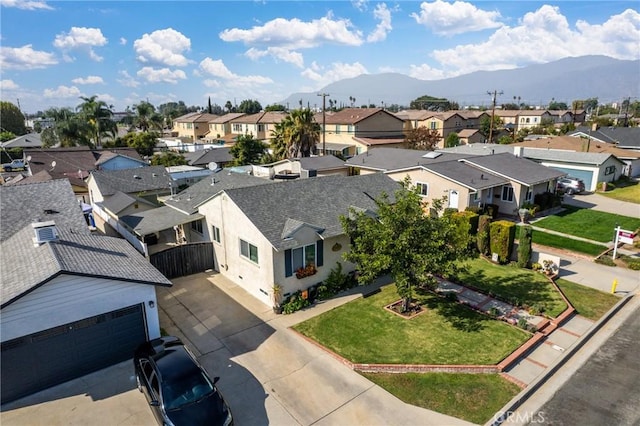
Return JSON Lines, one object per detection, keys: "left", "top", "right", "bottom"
{"left": 281, "top": 56, "right": 639, "bottom": 109}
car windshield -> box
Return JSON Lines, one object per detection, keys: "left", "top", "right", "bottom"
{"left": 162, "top": 370, "right": 215, "bottom": 410}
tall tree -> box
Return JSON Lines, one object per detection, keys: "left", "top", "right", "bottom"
{"left": 132, "top": 101, "right": 163, "bottom": 132}
{"left": 269, "top": 120, "right": 289, "bottom": 161}
{"left": 122, "top": 132, "right": 158, "bottom": 157}
{"left": 230, "top": 134, "right": 267, "bottom": 165}
{"left": 279, "top": 108, "right": 320, "bottom": 158}
{"left": 480, "top": 115, "right": 503, "bottom": 143}
{"left": 410, "top": 95, "right": 458, "bottom": 111}
{"left": 341, "top": 178, "right": 472, "bottom": 312}
{"left": 77, "top": 95, "right": 116, "bottom": 148}
{"left": 405, "top": 126, "right": 441, "bottom": 150}
{"left": 0, "top": 101, "right": 27, "bottom": 135}
{"left": 207, "top": 97, "right": 213, "bottom": 114}
{"left": 237, "top": 99, "right": 262, "bottom": 114}
{"left": 224, "top": 100, "right": 234, "bottom": 113}
{"left": 150, "top": 151, "right": 187, "bottom": 167}
{"left": 41, "top": 107, "right": 90, "bottom": 147}
{"left": 445, "top": 132, "right": 460, "bottom": 148}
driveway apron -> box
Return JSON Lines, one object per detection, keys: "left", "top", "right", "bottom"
{"left": 158, "top": 272, "right": 472, "bottom": 426}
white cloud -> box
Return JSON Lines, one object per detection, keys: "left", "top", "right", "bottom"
{"left": 408, "top": 63, "right": 446, "bottom": 80}
{"left": 429, "top": 6, "right": 640, "bottom": 74}
{"left": 71, "top": 75, "right": 104, "bottom": 85}
{"left": 94, "top": 93, "right": 115, "bottom": 104}
{"left": 0, "top": 0, "right": 53, "bottom": 10}
{"left": 0, "top": 79, "right": 19, "bottom": 90}
{"left": 134, "top": 28, "right": 191, "bottom": 67}
{"left": 0, "top": 44, "right": 57, "bottom": 69}
{"left": 220, "top": 14, "right": 363, "bottom": 50}
{"left": 411, "top": 0, "right": 502, "bottom": 36}
{"left": 199, "top": 57, "right": 273, "bottom": 87}
{"left": 301, "top": 61, "right": 368, "bottom": 87}
{"left": 367, "top": 3, "right": 393, "bottom": 42}
{"left": 352, "top": 0, "right": 368, "bottom": 12}
{"left": 119, "top": 37, "right": 127, "bottom": 45}
{"left": 43, "top": 85, "right": 82, "bottom": 98}
{"left": 117, "top": 70, "right": 139, "bottom": 88}
{"left": 53, "top": 27, "right": 107, "bottom": 61}
{"left": 136, "top": 67, "right": 187, "bottom": 84}
{"left": 245, "top": 47, "right": 304, "bottom": 68}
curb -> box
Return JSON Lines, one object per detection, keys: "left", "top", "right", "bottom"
{"left": 488, "top": 292, "right": 636, "bottom": 426}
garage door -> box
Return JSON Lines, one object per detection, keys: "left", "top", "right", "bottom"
{"left": 1, "top": 304, "right": 146, "bottom": 403}
{"left": 550, "top": 167, "right": 595, "bottom": 191}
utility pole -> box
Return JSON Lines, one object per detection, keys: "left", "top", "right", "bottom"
{"left": 487, "top": 90, "right": 503, "bottom": 143}
{"left": 317, "top": 92, "right": 329, "bottom": 156}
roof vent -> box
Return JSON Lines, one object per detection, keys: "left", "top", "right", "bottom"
{"left": 32, "top": 220, "right": 58, "bottom": 245}
{"left": 133, "top": 175, "right": 141, "bottom": 179}
{"left": 422, "top": 152, "right": 442, "bottom": 159}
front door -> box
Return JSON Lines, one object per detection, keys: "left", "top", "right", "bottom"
{"left": 449, "top": 190, "right": 459, "bottom": 209}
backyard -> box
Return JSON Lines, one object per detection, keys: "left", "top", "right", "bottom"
{"left": 599, "top": 179, "right": 640, "bottom": 204}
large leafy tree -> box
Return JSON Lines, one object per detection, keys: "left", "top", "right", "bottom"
{"left": 0, "top": 101, "right": 27, "bottom": 135}
{"left": 77, "top": 95, "right": 116, "bottom": 148}
{"left": 279, "top": 108, "right": 320, "bottom": 158}
{"left": 480, "top": 115, "right": 503, "bottom": 143}
{"left": 230, "top": 134, "right": 267, "bottom": 165}
{"left": 121, "top": 132, "right": 158, "bottom": 157}
{"left": 150, "top": 151, "right": 187, "bottom": 167}
{"left": 405, "top": 126, "right": 440, "bottom": 150}
{"left": 237, "top": 99, "right": 262, "bottom": 114}
{"left": 158, "top": 101, "right": 189, "bottom": 128}
{"left": 445, "top": 132, "right": 460, "bottom": 148}
{"left": 410, "top": 95, "right": 458, "bottom": 111}
{"left": 341, "top": 178, "right": 472, "bottom": 312}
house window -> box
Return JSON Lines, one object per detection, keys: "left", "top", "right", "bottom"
{"left": 291, "top": 244, "right": 316, "bottom": 271}
{"left": 605, "top": 165, "right": 615, "bottom": 175}
{"left": 473, "top": 192, "right": 480, "bottom": 201}
{"left": 258, "top": 124, "right": 265, "bottom": 132}
{"left": 336, "top": 125, "right": 341, "bottom": 134}
{"left": 347, "top": 125, "right": 354, "bottom": 133}
{"left": 415, "top": 182, "right": 429, "bottom": 197}
{"left": 187, "top": 123, "right": 193, "bottom": 129}
{"left": 240, "top": 239, "right": 258, "bottom": 263}
{"left": 430, "top": 121, "right": 437, "bottom": 130}
{"left": 525, "top": 188, "right": 533, "bottom": 202}
{"left": 526, "top": 118, "right": 530, "bottom": 124}
{"left": 191, "top": 219, "right": 203, "bottom": 234}
{"left": 501, "top": 185, "right": 515, "bottom": 202}
{"left": 534, "top": 118, "right": 538, "bottom": 123}
{"left": 233, "top": 123, "right": 242, "bottom": 132}
{"left": 212, "top": 225, "right": 221, "bottom": 243}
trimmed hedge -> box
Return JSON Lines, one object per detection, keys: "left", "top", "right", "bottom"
{"left": 517, "top": 225, "right": 533, "bottom": 268}
{"left": 477, "top": 215, "right": 492, "bottom": 256}
{"left": 490, "top": 220, "right": 516, "bottom": 264}
{"left": 453, "top": 210, "right": 480, "bottom": 235}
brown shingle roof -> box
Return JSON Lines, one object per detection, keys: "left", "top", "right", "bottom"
{"left": 174, "top": 112, "right": 219, "bottom": 123}
{"left": 324, "top": 108, "right": 384, "bottom": 125}
{"left": 512, "top": 136, "right": 640, "bottom": 159}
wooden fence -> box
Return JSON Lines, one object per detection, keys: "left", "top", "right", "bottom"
{"left": 150, "top": 242, "right": 214, "bottom": 279}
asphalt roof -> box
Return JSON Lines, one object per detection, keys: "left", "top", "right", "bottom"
{"left": 520, "top": 149, "right": 618, "bottom": 166}
{"left": 185, "top": 147, "right": 233, "bottom": 167}
{"left": 570, "top": 126, "right": 640, "bottom": 148}
{"left": 0, "top": 133, "right": 42, "bottom": 149}
{"left": 0, "top": 179, "right": 171, "bottom": 307}
{"left": 120, "top": 206, "right": 204, "bottom": 236}
{"left": 89, "top": 165, "right": 172, "bottom": 196}
{"left": 25, "top": 147, "right": 98, "bottom": 188}
{"left": 421, "top": 160, "right": 508, "bottom": 190}
{"left": 224, "top": 173, "right": 401, "bottom": 251}
{"left": 101, "top": 191, "right": 156, "bottom": 215}
{"left": 461, "top": 152, "right": 566, "bottom": 185}
{"left": 346, "top": 147, "right": 472, "bottom": 171}
{"left": 164, "top": 169, "right": 273, "bottom": 214}
{"left": 297, "top": 155, "right": 346, "bottom": 171}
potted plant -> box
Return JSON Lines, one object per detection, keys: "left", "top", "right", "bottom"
{"left": 272, "top": 283, "right": 283, "bottom": 314}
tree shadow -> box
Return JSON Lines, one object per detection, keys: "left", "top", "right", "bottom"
{"left": 415, "top": 287, "right": 488, "bottom": 333}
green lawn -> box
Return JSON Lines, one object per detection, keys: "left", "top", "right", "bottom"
{"left": 533, "top": 206, "right": 640, "bottom": 242}
{"left": 453, "top": 258, "right": 568, "bottom": 317}
{"left": 294, "top": 284, "right": 529, "bottom": 365}
{"left": 361, "top": 372, "right": 521, "bottom": 425}
{"left": 556, "top": 278, "right": 620, "bottom": 321}
{"left": 599, "top": 180, "right": 640, "bottom": 204}
{"left": 532, "top": 231, "right": 608, "bottom": 256}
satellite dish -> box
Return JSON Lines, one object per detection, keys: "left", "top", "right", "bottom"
{"left": 50, "top": 160, "right": 57, "bottom": 170}
{"left": 208, "top": 162, "right": 218, "bottom": 171}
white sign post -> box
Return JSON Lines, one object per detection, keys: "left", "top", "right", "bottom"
{"left": 613, "top": 226, "right": 636, "bottom": 260}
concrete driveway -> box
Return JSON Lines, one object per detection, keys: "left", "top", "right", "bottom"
{"left": 159, "top": 272, "right": 473, "bottom": 426}
{"left": 562, "top": 191, "right": 639, "bottom": 217}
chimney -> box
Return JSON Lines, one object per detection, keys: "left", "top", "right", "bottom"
{"left": 513, "top": 146, "right": 523, "bottom": 157}
{"left": 32, "top": 220, "right": 58, "bottom": 246}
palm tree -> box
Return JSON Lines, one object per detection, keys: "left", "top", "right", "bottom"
{"left": 281, "top": 108, "right": 321, "bottom": 158}
{"left": 269, "top": 121, "right": 289, "bottom": 160}
{"left": 132, "top": 101, "right": 163, "bottom": 132}
{"left": 42, "top": 107, "right": 91, "bottom": 147}
{"left": 77, "top": 95, "right": 116, "bottom": 148}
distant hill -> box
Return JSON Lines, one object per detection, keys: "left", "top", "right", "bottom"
{"left": 281, "top": 56, "right": 639, "bottom": 108}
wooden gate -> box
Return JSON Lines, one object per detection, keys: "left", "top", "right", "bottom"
{"left": 150, "top": 242, "right": 214, "bottom": 278}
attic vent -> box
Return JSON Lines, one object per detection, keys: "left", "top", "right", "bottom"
{"left": 43, "top": 208, "right": 59, "bottom": 215}
{"left": 32, "top": 220, "right": 58, "bottom": 245}
{"left": 422, "top": 152, "right": 442, "bottom": 159}
{"left": 133, "top": 175, "right": 141, "bottom": 179}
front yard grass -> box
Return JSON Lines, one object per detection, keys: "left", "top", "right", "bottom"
{"left": 599, "top": 180, "right": 640, "bottom": 204}
{"left": 294, "top": 284, "right": 529, "bottom": 365}
{"left": 453, "top": 258, "right": 568, "bottom": 318}
{"left": 532, "top": 231, "right": 607, "bottom": 256}
{"left": 361, "top": 372, "right": 521, "bottom": 425}
{"left": 533, "top": 206, "right": 640, "bottom": 242}
{"left": 556, "top": 278, "right": 620, "bottom": 321}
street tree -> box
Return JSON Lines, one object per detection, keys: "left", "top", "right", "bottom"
{"left": 230, "top": 134, "right": 267, "bottom": 165}
{"left": 404, "top": 126, "right": 440, "bottom": 150}
{"left": 341, "top": 178, "right": 472, "bottom": 312}
{"left": 445, "top": 132, "right": 460, "bottom": 148}
{"left": 0, "top": 101, "right": 27, "bottom": 135}
{"left": 41, "top": 107, "right": 91, "bottom": 147}
{"left": 77, "top": 95, "right": 116, "bottom": 148}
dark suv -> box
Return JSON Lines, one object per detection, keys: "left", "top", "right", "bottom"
{"left": 556, "top": 177, "right": 585, "bottom": 195}
{"left": 134, "top": 336, "right": 233, "bottom": 426}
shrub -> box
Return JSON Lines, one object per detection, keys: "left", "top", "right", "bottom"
{"left": 490, "top": 220, "right": 516, "bottom": 264}
{"left": 282, "top": 291, "right": 311, "bottom": 314}
{"left": 485, "top": 203, "right": 499, "bottom": 219}
{"left": 443, "top": 207, "right": 459, "bottom": 217}
{"left": 477, "top": 215, "right": 492, "bottom": 255}
{"left": 517, "top": 225, "right": 533, "bottom": 268}
{"left": 594, "top": 255, "right": 616, "bottom": 267}
{"left": 454, "top": 210, "right": 480, "bottom": 235}
{"left": 532, "top": 262, "right": 542, "bottom": 271}
{"left": 620, "top": 255, "right": 640, "bottom": 270}
{"left": 465, "top": 206, "right": 482, "bottom": 214}
{"left": 317, "top": 262, "right": 356, "bottom": 300}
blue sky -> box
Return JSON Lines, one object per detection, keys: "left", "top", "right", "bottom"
{"left": 1, "top": 0, "right": 638, "bottom": 114}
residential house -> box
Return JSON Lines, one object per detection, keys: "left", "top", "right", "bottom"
{"left": 394, "top": 110, "right": 489, "bottom": 148}
{"left": 345, "top": 147, "right": 471, "bottom": 175}
{"left": 493, "top": 109, "right": 553, "bottom": 132}
{"left": 171, "top": 112, "right": 219, "bottom": 141}
{"left": 204, "top": 113, "right": 246, "bottom": 145}
{"left": 512, "top": 136, "right": 640, "bottom": 178}
{"left": 319, "top": 108, "right": 405, "bottom": 156}
{"left": 0, "top": 179, "right": 170, "bottom": 403}
{"left": 229, "top": 111, "right": 287, "bottom": 142}
{"left": 456, "top": 129, "right": 484, "bottom": 145}
{"left": 94, "top": 148, "right": 147, "bottom": 170}
{"left": 0, "top": 133, "right": 42, "bottom": 149}
{"left": 569, "top": 126, "right": 640, "bottom": 150}
{"left": 185, "top": 147, "right": 233, "bottom": 169}
{"left": 196, "top": 173, "right": 400, "bottom": 306}
{"left": 252, "top": 155, "right": 348, "bottom": 179}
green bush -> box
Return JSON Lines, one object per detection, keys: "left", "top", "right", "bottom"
{"left": 454, "top": 210, "right": 479, "bottom": 235}
{"left": 534, "top": 191, "right": 562, "bottom": 210}
{"left": 594, "top": 256, "right": 616, "bottom": 267}
{"left": 465, "top": 206, "right": 482, "bottom": 214}
{"left": 517, "top": 225, "right": 533, "bottom": 268}
{"left": 620, "top": 255, "right": 640, "bottom": 270}
{"left": 282, "top": 291, "right": 311, "bottom": 314}
{"left": 443, "top": 207, "right": 459, "bottom": 217}
{"left": 485, "top": 204, "right": 499, "bottom": 219}
{"left": 490, "top": 220, "right": 516, "bottom": 264}
{"left": 477, "top": 215, "right": 492, "bottom": 256}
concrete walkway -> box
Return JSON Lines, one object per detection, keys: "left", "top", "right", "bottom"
{"left": 562, "top": 191, "right": 639, "bottom": 217}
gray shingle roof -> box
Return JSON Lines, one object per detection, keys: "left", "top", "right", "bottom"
{"left": 185, "top": 147, "right": 233, "bottom": 167}
{"left": 461, "top": 153, "right": 566, "bottom": 185}
{"left": 164, "top": 169, "right": 273, "bottom": 214}
{"left": 225, "top": 173, "right": 401, "bottom": 250}
{"left": 346, "top": 147, "right": 472, "bottom": 171}
{"left": 422, "top": 160, "right": 508, "bottom": 190}
{"left": 571, "top": 126, "right": 640, "bottom": 148}
{"left": 90, "top": 165, "right": 172, "bottom": 196}
{"left": 520, "top": 149, "right": 618, "bottom": 166}
{"left": 1, "top": 179, "right": 171, "bottom": 308}
{"left": 120, "top": 206, "right": 203, "bottom": 236}
{"left": 101, "top": 191, "right": 156, "bottom": 215}
{"left": 297, "top": 156, "right": 346, "bottom": 171}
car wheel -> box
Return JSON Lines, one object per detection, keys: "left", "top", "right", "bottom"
{"left": 566, "top": 188, "right": 574, "bottom": 195}
{"left": 136, "top": 374, "right": 143, "bottom": 392}
{"left": 4, "top": 167, "right": 11, "bottom": 172}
